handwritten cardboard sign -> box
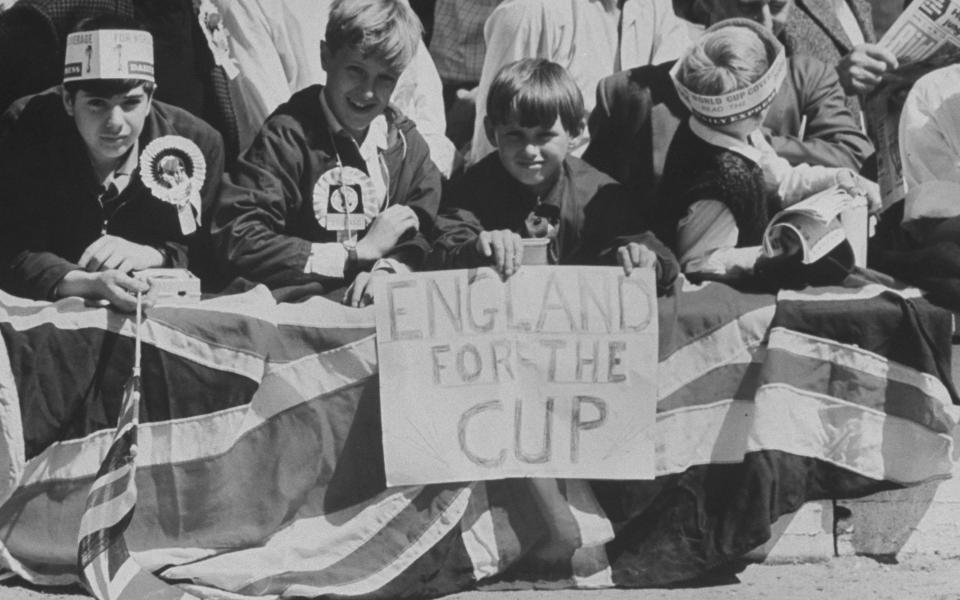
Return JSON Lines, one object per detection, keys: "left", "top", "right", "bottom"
{"left": 374, "top": 266, "right": 658, "bottom": 486}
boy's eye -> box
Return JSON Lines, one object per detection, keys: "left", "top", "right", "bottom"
{"left": 122, "top": 98, "right": 144, "bottom": 110}
{"left": 347, "top": 65, "right": 366, "bottom": 76}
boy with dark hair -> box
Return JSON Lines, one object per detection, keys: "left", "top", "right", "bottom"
{"left": 0, "top": 15, "right": 225, "bottom": 311}
{"left": 211, "top": 0, "right": 440, "bottom": 306}
{"left": 432, "top": 58, "right": 678, "bottom": 288}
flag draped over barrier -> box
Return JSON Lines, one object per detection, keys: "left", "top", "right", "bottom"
{"left": 0, "top": 278, "right": 955, "bottom": 599}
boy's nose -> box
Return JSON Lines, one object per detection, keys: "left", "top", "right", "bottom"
{"left": 105, "top": 106, "right": 124, "bottom": 130}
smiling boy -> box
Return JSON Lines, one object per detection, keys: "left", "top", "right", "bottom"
{"left": 0, "top": 16, "right": 224, "bottom": 311}
{"left": 431, "top": 59, "right": 678, "bottom": 291}
{"left": 211, "top": 0, "right": 440, "bottom": 306}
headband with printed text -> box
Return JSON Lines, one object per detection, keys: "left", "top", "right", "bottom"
{"left": 63, "top": 29, "right": 155, "bottom": 83}
{"left": 671, "top": 18, "right": 787, "bottom": 126}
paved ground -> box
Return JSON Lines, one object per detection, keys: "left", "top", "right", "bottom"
{"left": 3, "top": 556, "right": 960, "bottom": 600}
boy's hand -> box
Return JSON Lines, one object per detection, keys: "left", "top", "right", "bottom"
{"left": 356, "top": 205, "right": 420, "bottom": 264}
{"left": 836, "top": 169, "right": 882, "bottom": 213}
{"left": 478, "top": 229, "right": 523, "bottom": 278}
{"left": 57, "top": 269, "right": 151, "bottom": 313}
{"left": 616, "top": 242, "right": 658, "bottom": 276}
{"left": 79, "top": 235, "right": 165, "bottom": 273}
{"left": 837, "top": 44, "right": 898, "bottom": 96}
{"left": 342, "top": 270, "right": 387, "bottom": 308}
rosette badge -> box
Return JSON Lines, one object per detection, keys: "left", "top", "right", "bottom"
{"left": 140, "top": 136, "right": 206, "bottom": 235}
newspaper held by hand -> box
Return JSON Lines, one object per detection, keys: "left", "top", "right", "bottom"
{"left": 762, "top": 186, "right": 867, "bottom": 266}
{"left": 878, "top": 0, "right": 960, "bottom": 65}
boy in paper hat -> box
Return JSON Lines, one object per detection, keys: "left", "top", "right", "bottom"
{"left": 0, "top": 15, "right": 224, "bottom": 312}
{"left": 657, "top": 18, "right": 879, "bottom": 283}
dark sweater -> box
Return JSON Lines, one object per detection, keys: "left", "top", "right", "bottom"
{"left": 658, "top": 120, "right": 782, "bottom": 252}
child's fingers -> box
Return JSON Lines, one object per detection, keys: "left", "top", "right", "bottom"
{"left": 478, "top": 231, "right": 493, "bottom": 257}
{"left": 617, "top": 246, "right": 633, "bottom": 275}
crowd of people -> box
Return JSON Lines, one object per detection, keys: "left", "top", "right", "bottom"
{"left": 0, "top": 0, "right": 954, "bottom": 315}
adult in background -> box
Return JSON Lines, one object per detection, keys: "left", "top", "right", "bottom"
{"left": 583, "top": 0, "right": 873, "bottom": 196}
{"left": 784, "top": 0, "right": 897, "bottom": 115}
{"left": 429, "top": 0, "right": 502, "bottom": 150}
{"left": 467, "top": 0, "right": 699, "bottom": 165}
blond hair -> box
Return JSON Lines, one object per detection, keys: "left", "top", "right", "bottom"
{"left": 677, "top": 25, "right": 769, "bottom": 96}
{"left": 325, "top": 0, "right": 422, "bottom": 74}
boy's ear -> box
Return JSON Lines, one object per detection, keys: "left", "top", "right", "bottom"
{"left": 483, "top": 116, "right": 498, "bottom": 148}
{"left": 320, "top": 40, "right": 330, "bottom": 72}
{"left": 61, "top": 88, "right": 75, "bottom": 117}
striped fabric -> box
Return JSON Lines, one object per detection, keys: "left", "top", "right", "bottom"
{"left": 0, "top": 278, "right": 955, "bottom": 597}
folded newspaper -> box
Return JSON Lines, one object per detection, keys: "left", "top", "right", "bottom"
{"left": 762, "top": 186, "right": 865, "bottom": 265}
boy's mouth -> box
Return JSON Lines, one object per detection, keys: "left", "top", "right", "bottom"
{"left": 347, "top": 98, "right": 377, "bottom": 113}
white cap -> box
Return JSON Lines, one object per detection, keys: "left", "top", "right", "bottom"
{"left": 671, "top": 18, "right": 787, "bottom": 126}
{"left": 63, "top": 29, "right": 154, "bottom": 83}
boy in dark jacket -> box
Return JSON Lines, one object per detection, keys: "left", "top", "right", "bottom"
{"left": 432, "top": 58, "right": 678, "bottom": 290}
{"left": 210, "top": 0, "right": 440, "bottom": 306}
{"left": 0, "top": 16, "right": 225, "bottom": 312}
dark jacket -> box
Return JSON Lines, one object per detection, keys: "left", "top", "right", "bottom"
{"left": 211, "top": 84, "right": 441, "bottom": 291}
{"left": 582, "top": 55, "right": 873, "bottom": 208}
{"left": 0, "top": 90, "right": 225, "bottom": 300}
{"left": 430, "top": 153, "right": 679, "bottom": 291}
{"left": 0, "top": 0, "right": 239, "bottom": 160}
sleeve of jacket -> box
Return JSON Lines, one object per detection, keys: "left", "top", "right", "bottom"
{"left": 572, "top": 182, "right": 679, "bottom": 293}
{"left": 583, "top": 73, "right": 620, "bottom": 181}
{"left": 0, "top": 127, "right": 78, "bottom": 300}
{"left": 767, "top": 55, "right": 873, "bottom": 171}
{"left": 209, "top": 114, "right": 316, "bottom": 288}
{"left": 425, "top": 172, "right": 491, "bottom": 270}
{"left": 381, "top": 123, "right": 443, "bottom": 271}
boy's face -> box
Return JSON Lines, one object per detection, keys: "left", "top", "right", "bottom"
{"left": 485, "top": 116, "right": 572, "bottom": 194}
{"left": 321, "top": 43, "right": 401, "bottom": 139}
{"left": 63, "top": 85, "right": 152, "bottom": 171}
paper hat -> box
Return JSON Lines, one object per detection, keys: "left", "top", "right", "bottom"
{"left": 671, "top": 18, "right": 786, "bottom": 126}
{"left": 63, "top": 29, "right": 154, "bottom": 83}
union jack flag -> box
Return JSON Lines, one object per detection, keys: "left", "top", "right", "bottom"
{"left": 0, "top": 277, "right": 954, "bottom": 598}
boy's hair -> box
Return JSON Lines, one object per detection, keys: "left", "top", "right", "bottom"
{"left": 486, "top": 58, "right": 584, "bottom": 136}
{"left": 63, "top": 14, "right": 156, "bottom": 99}
{"left": 677, "top": 25, "right": 768, "bottom": 96}
{"left": 325, "top": 0, "right": 422, "bottom": 75}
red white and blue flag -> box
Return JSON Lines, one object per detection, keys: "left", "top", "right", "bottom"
{"left": 0, "top": 278, "right": 955, "bottom": 598}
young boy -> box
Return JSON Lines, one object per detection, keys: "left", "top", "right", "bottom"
{"left": 659, "top": 19, "right": 880, "bottom": 282}
{"left": 210, "top": 0, "right": 440, "bottom": 306}
{"left": 432, "top": 58, "right": 679, "bottom": 289}
{"left": 0, "top": 16, "right": 225, "bottom": 312}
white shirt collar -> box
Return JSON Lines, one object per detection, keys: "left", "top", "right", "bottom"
{"left": 318, "top": 89, "right": 389, "bottom": 158}
{"left": 688, "top": 117, "right": 764, "bottom": 164}
{"left": 98, "top": 139, "right": 139, "bottom": 193}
